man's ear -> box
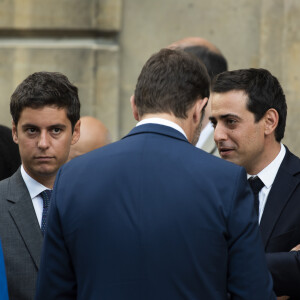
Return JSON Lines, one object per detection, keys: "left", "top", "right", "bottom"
{"left": 12, "top": 121, "right": 18, "bottom": 144}
{"left": 130, "top": 95, "right": 139, "bottom": 121}
{"left": 193, "top": 97, "right": 208, "bottom": 123}
{"left": 71, "top": 119, "right": 81, "bottom": 145}
{"left": 264, "top": 108, "right": 279, "bottom": 136}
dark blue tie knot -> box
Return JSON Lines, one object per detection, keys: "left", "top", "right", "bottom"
{"left": 248, "top": 176, "right": 264, "bottom": 195}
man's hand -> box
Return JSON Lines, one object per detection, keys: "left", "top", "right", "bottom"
{"left": 277, "top": 297, "right": 289, "bottom": 300}
{"left": 291, "top": 244, "right": 300, "bottom": 251}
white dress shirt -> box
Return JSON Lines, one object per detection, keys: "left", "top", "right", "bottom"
{"left": 195, "top": 122, "right": 214, "bottom": 149}
{"left": 136, "top": 118, "right": 187, "bottom": 139}
{"left": 21, "top": 165, "right": 52, "bottom": 227}
{"left": 247, "top": 143, "right": 286, "bottom": 223}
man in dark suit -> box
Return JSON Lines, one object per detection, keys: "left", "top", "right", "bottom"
{"left": 209, "top": 68, "right": 300, "bottom": 298}
{"left": 0, "top": 72, "right": 81, "bottom": 300}
{"left": 36, "top": 49, "right": 274, "bottom": 299}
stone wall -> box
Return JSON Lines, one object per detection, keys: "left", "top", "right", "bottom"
{"left": 119, "top": 0, "right": 300, "bottom": 156}
{"left": 0, "top": 0, "right": 121, "bottom": 141}
{"left": 1, "top": 0, "right": 300, "bottom": 155}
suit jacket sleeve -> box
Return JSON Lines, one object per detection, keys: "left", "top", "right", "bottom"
{"left": 266, "top": 251, "right": 300, "bottom": 297}
{"left": 35, "top": 168, "right": 76, "bottom": 300}
{"left": 227, "top": 168, "right": 275, "bottom": 299}
{"left": 0, "top": 241, "right": 8, "bottom": 300}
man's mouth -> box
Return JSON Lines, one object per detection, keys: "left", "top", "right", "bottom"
{"left": 218, "top": 147, "right": 234, "bottom": 156}
{"left": 34, "top": 156, "right": 54, "bottom": 162}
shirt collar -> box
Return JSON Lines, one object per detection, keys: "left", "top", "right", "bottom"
{"left": 20, "top": 165, "right": 50, "bottom": 199}
{"left": 247, "top": 143, "right": 286, "bottom": 188}
{"left": 136, "top": 117, "right": 187, "bottom": 139}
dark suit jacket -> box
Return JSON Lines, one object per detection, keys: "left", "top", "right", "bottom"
{"left": 0, "top": 241, "right": 8, "bottom": 300}
{"left": 0, "top": 168, "right": 43, "bottom": 300}
{"left": 262, "top": 147, "right": 300, "bottom": 298}
{"left": 36, "top": 124, "right": 274, "bottom": 300}
{"left": 0, "top": 125, "right": 21, "bottom": 181}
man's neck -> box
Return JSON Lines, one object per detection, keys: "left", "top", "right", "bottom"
{"left": 247, "top": 141, "right": 281, "bottom": 175}
{"left": 22, "top": 166, "right": 55, "bottom": 189}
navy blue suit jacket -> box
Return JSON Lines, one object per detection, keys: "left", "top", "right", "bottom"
{"left": 36, "top": 124, "right": 274, "bottom": 300}
{"left": 263, "top": 147, "right": 300, "bottom": 298}
{"left": 0, "top": 241, "right": 8, "bottom": 300}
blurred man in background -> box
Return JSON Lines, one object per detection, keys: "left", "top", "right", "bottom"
{"left": 169, "top": 37, "right": 228, "bottom": 155}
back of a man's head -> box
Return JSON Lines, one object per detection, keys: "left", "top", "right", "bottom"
{"left": 169, "top": 37, "right": 228, "bottom": 80}
{"left": 134, "top": 48, "right": 210, "bottom": 119}
{"left": 68, "top": 116, "right": 110, "bottom": 161}
{"left": 183, "top": 46, "right": 227, "bottom": 80}
{"left": 10, "top": 71, "right": 80, "bottom": 130}
{"left": 211, "top": 68, "right": 287, "bottom": 142}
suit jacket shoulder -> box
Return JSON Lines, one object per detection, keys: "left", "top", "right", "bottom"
{"left": 0, "top": 168, "right": 43, "bottom": 300}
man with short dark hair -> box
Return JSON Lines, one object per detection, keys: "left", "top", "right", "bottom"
{"left": 210, "top": 68, "right": 300, "bottom": 298}
{"left": 0, "top": 71, "right": 81, "bottom": 300}
{"left": 36, "top": 49, "right": 274, "bottom": 299}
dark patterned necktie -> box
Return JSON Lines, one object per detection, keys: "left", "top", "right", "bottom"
{"left": 40, "top": 190, "right": 52, "bottom": 236}
{"left": 248, "top": 176, "right": 264, "bottom": 216}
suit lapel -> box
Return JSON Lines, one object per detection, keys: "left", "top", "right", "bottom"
{"left": 7, "top": 169, "right": 43, "bottom": 269}
{"left": 260, "top": 148, "right": 300, "bottom": 249}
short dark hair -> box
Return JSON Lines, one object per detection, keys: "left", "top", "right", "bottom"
{"left": 134, "top": 48, "right": 210, "bottom": 119}
{"left": 10, "top": 72, "right": 80, "bottom": 130}
{"left": 183, "top": 46, "right": 228, "bottom": 80}
{"left": 211, "top": 68, "right": 287, "bottom": 142}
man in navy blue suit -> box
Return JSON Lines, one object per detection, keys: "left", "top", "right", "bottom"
{"left": 210, "top": 68, "right": 300, "bottom": 298}
{"left": 35, "top": 49, "right": 274, "bottom": 299}
{"left": 0, "top": 241, "right": 8, "bottom": 300}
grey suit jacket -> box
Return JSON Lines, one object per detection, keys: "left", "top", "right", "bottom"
{"left": 0, "top": 168, "right": 43, "bottom": 300}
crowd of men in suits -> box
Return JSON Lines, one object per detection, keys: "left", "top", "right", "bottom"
{"left": 0, "top": 36, "right": 299, "bottom": 299}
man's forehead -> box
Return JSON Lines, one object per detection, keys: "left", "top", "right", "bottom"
{"left": 210, "top": 90, "right": 251, "bottom": 119}
{"left": 17, "top": 106, "right": 69, "bottom": 125}
{"left": 211, "top": 90, "right": 248, "bottom": 108}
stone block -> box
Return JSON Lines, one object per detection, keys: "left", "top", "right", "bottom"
{"left": 0, "top": 0, "right": 122, "bottom": 31}
{"left": 0, "top": 40, "right": 120, "bottom": 140}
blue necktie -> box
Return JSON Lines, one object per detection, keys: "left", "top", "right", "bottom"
{"left": 40, "top": 190, "right": 52, "bottom": 235}
{"left": 248, "top": 176, "right": 264, "bottom": 216}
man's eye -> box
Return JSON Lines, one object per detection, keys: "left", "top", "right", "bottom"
{"left": 27, "top": 128, "right": 36, "bottom": 134}
{"left": 52, "top": 128, "right": 61, "bottom": 134}
{"left": 227, "top": 119, "right": 237, "bottom": 125}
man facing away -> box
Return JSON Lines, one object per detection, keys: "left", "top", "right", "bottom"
{"left": 169, "top": 36, "right": 228, "bottom": 155}
{"left": 0, "top": 72, "right": 80, "bottom": 300}
{"left": 209, "top": 68, "right": 300, "bottom": 298}
{"left": 36, "top": 49, "right": 274, "bottom": 300}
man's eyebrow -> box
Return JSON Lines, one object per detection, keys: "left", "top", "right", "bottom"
{"left": 21, "top": 123, "right": 67, "bottom": 129}
{"left": 209, "top": 114, "right": 241, "bottom": 121}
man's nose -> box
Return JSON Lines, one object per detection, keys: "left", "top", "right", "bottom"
{"left": 214, "top": 124, "right": 227, "bottom": 143}
{"left": 38, "top": 131, "right": 50, "bottom": 149}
